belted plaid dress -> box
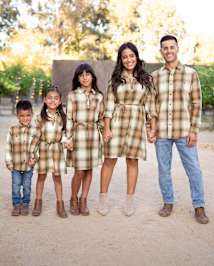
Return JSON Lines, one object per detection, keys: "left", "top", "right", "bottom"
{"left": 104, "top": 74, "right": 157, "bottom": 160}
{"left": 66, "top": 88, "right": 104, "bottom": 170}
{"left": 30, "top": 112, "right": 66, "bottom": 175}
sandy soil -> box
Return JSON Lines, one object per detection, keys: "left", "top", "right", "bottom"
{"left": 0, "top": 115, "right": 214, "bottom": 266}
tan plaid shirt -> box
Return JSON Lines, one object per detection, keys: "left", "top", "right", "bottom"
{"left": 152, "top": 62, "right": 201, "bottom": 139}
{"left": 5, "top": 123, "right": 35, "bottom": 171}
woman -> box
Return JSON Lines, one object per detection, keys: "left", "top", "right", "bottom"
{"left": 98, "top": 42, "right": 157, "bottom": 216}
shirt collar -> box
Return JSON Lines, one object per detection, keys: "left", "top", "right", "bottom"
{"left": 161, "top": 61, "right": 184, "bottom": 72}
{"left": 77, "top": 87, "right": 96, "bottom": 95}
{"left": 18, "top": 122, "right": 31, "bottom": 129}
{"left": 121, "top": 71, "right": 137, "bottom": 83}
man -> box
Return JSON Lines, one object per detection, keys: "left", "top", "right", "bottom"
{"left": 151, "top": 35, "right": 209, "bottom": 224}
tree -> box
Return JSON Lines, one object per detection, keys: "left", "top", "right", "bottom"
{"left": 0, "top": 0, "right": 20, "bottom": 48}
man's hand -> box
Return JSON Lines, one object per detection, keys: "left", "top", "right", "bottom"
{"left": 187, "top": 132, "right": 197, "bottom": 147}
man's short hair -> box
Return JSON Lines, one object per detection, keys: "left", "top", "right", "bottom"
{"left": 16, "top": 100, "right": 33, "bottom": 113}
{"left": 160, "top": 35, "right": 178, "bottom": 47}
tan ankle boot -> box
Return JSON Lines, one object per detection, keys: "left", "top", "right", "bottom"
{"left": 70, "top": 197, "right": 80, "bottom": 215}
{"left": 79, "top": 198, "right": 89, "bottom": 216}
{"left": 32, "top": 199, "right": 42, "bottom": 216}
{"left": 56, "top": 200, "right": 67, "bottom": 218}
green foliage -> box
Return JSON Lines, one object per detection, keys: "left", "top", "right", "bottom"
{"left": 0, "top": 64, "right": 51, "bottom": 98}
{"left": 195, "top": 65, "right": 214, "bottom": 109}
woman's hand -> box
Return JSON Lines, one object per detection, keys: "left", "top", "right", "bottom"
{"left": 103, "top": 128, "right": 113, "bottom": 143}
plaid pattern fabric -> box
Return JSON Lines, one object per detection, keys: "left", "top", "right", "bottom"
{"left": 152, "top": 62, "right": 202, "bottom": 139}
{"left": 104, "top": 73, "right": 157, "bottom": 160}
{"left": 5, "top": 124, "right": 35, "bottom": 171}
{"left": 66, "top": 88, "right": 104, "bottom": 170}
{"left": 30, "top": 112, "right": 66, "bottom": 175}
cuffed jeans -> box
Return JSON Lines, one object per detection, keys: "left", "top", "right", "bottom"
{"left": 12, "top": 170, "right": 33, "bottom": 206}
{"left": 155, "top": 137, "right": 205, "bottom": 208}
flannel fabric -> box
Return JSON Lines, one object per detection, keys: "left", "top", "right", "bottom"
{"left": 5, "top": 124, "right": 35, "bottom": 171}
{"left": 66, "top": 87, "right": 104, "bottom": 170}
{"left": 104, "top": 72, "right": 157, "bottom": 160}
{"left": 30, "top": 112, "right": 66, "bottom": 175}
{"left": 152, "top": 62, "right": 201, "bottom": 139}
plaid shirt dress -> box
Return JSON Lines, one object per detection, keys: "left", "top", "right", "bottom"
{"left": 104, "top": 72, "right": 157, "bottom": 160}
{"left": 66, "top": 87, "right": 104, "bottom": 170}
{"left": 30, "top": 112, "right": 66, "bottom": 175}
{"left": 5, "top": 123, "right": 35, "bottom": 171}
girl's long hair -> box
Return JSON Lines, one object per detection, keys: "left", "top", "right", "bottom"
{"left": 111, "top": 42, "right": 153, "bottom": 95}
{"left": 40, "top": 85, "right": 66, "bottom": 130}
{"left": 72, "top": 63, "right": 102, "bottom": 94}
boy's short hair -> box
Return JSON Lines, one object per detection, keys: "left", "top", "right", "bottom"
{"left": 160, "top": 35, "right": 178, "bottom": 47}
{"left": 16, "top": 100, "right": 33, "bottom": 114}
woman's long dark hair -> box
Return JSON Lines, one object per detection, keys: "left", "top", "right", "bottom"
{"left": 40, "top": 85, "right": 66, "bottom": 130}
{"left": 112, "top": 42, "right": 153, "bottom": 95}
{"left": 72, "top": 63, "right": 102, "bottom": 94}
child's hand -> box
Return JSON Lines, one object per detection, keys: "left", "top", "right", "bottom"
{"left": 29, "top": 158, "right": 36, "bottom": 167}
{"left": 103, "top": 128, "right": 113, "bottom": 143}
{"left": 65, "top": 142, "right": 73, "bottom": 151}
{"left": 147, "top": 130, "right": 156, "bottom": 143}
{"left": 6, "top": 164, "right": 13, "bottom": 171}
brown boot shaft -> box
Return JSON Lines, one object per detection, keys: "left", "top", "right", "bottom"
{"left": 32, "top": 199, "right": 42, "bottom": 216}
{"left": 57, "top": 200, "right": 68, "bottom": 218}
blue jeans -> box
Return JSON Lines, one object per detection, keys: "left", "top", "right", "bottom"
{"left": 12, "top": 170, "right": 33, "bottom": 206}
{"left": 155, "top": 137, "right": 205, "bottom": 208}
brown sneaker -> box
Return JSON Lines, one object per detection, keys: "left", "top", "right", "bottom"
{"left": 70, "top": 197, "right": 80, "bottom": 215}
{"left": 56, "top": 200, "right": 68, "bottom": 218}
{"left": 79, "top": 198, "right": 90, "bottom": 216}
{"left": 159, "top": 203, "right": 173, "bottom": 217}
{"left": 20, "top": 204, "right": 29, "bottom": 216}
{"left": 11, "top": 204, "right": 21, "bottom": 216}
{"left": 32, "top": 199, "right": 42, "bottom": 216}
{"left": 195, "top": 207, "right": 209, "bottom": 224}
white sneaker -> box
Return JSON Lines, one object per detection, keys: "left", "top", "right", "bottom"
{"left": 97, "top": 193, "right": 110, "bottom": 216}
{"left": 123, "top": 194, "right": 135, "bottom": 216}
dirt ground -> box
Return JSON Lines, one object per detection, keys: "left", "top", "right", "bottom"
{"left": 0, "top": 115, "right": 214, "bottom": 266}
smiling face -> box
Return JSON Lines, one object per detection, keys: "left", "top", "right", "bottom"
{"left": 121, "top": 48, "right": 137, "bottom": 73}
{"left": 160, "top": 39, "right": 179, "bottom": 64}
{"left": 17, "top": 109, "right": 33, "bottom": 126}
{"left": 78, "top": 70, "right": 93, "bottom": 89}
{"left": 44, "top": 91, "right": 61, "bottom": 112}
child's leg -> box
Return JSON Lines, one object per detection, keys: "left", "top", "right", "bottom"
{"left": 11, "top": 170, "right": 22, "bottom": 216}
{"left": 20, "top": 170, "right": 33, "bottom": 216}
{"left": 70, "top": 170, "right": 85, "bottom": 215}
{"left": 53, "top": 174, "right": 67, "bottom": 218}
{"left": 100, "top": 158, "right": 117, "bottom": 193}
{"left": 32, "top": 173, "right": 47, "bottom": 216}
{"left": 35, "top": 173, "right": 47, "bottom": 199}
{"left": 79, "top": 170, "right": 92, "bottom": 216}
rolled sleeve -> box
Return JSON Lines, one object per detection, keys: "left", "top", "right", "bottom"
{"left": 104, "top": 84, "right": 115, "bottom": 119}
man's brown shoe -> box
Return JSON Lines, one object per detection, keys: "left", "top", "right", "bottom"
{"left": 57, "top": 200, "right": 67, "bottom": 218}
{"left": 79, "top": 198, "right": 90, "bottom": 216}
{"left": 32, "top": 199, "right": 42, "bottom": 216}
{"left": 70, "top": 197, "right": 80, "bottom": 215}
{"left": 195, "top": 207, "right": 209, "bottom": 224}
{"left": 159, "top": 203, "right": 173, "bottom": 217}
{"left": 20, "top": 204, "right": 29, "bottom": 216}
{"left": 11, "top": 204, "right": 21, "bottom": 216}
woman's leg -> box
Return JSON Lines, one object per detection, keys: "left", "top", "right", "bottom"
{"left": 98, "top": 158, "right": 117, "bottom": 215}
{"left": 123, "top": 158, "right": 138, "bottom": 216}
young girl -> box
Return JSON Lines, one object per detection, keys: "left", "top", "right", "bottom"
{"left": 29, "top": 86, "right": 67, "bottom": 218}
{"left": 66, "top": 63, "right": 104, "bottom": 216}
{"left": 98, "top": 42, "right": 157, "bottom": 216}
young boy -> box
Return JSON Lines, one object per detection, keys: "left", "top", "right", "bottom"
{"left": 5, "top": 100, "right": 36, "bottom": 216}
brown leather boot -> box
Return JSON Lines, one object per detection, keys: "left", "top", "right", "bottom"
{"left": 56, "top": 200, "right": 68, "bottom": 218}
{"left": 195, "top": 207, "right": 209, "bottom": 224}
{"left": 70, "top": 197, "right": 80, "bottom": 215}
{"left": 158, "top": 203, "right": 173, "bottom": 217}
{"left": 20, "top": 204, "right": 29, "bottom": 216}
{"left": 32, "top": 199, "right": 42, "bottom": 216}
{"left": 79, "top": 198, "right": 90, "bottom": 216}
{"left": 11, "top": 204, "right": 21, "bottom": 216}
